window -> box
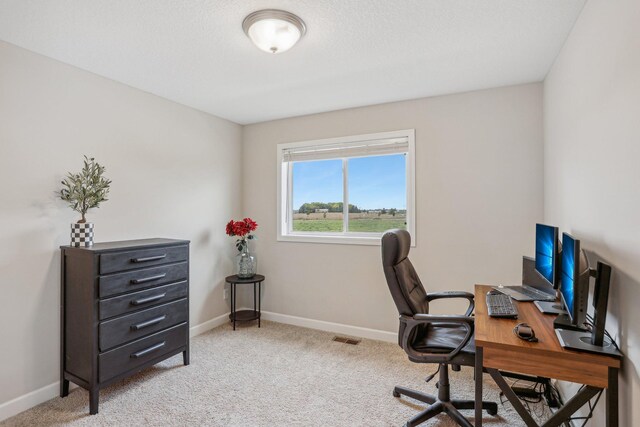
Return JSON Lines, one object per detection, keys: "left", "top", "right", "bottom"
{"left": 277, "top": 129, "right": 415, "bottom": 245}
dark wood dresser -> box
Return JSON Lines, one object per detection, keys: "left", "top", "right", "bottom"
{"left": 60, "top": 238, "right": 190, "bottom": 414}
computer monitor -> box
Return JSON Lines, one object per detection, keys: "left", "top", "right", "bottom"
{"left": 557, "top": 232, "right": 590, "bottom": 329}
{"left": 591, "top": 261, "right": 612, "bottom": 346}
{"left": 535, "top": 223, "right": 560, "bottom": 289}
{"left": 555, "top": 259, "right": 620, "bottom": 356}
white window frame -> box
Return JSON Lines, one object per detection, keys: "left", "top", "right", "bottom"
{"left": 276, "top": 129, "right": 416, "bottom": 246}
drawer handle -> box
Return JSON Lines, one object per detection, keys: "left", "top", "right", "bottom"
{"left": 131, "top": 254, "right": 167, "bottom": 263}
{"left": 130, "top": 341, "right": 166, "bottom": 358}
{"left": 130, "top": 293, "right": 167, "bottom": 306}
{"left": 130, "top": 273, "right": 166, "bottom": 284}
{"left": 130, "top": 315, "right": 166, "bottom": 331}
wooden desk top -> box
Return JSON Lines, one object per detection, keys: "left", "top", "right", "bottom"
{"left": 474, "top": 285, "right": 619, "bottom": 384}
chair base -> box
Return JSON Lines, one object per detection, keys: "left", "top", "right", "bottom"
{"left": 392, "top": 364, "right": 498, "bottom": 427}
{"left": 394, "top": 386, "right": 498, "bottom": 427}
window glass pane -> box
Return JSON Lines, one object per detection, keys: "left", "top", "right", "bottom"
{"left": 347, "top": 154, "right": 407, "bottom": 232}
{"left": 292, "top": 159, "right": 343, "bottom": 233}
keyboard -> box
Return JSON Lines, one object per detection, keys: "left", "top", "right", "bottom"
{"left": 486, "top": 292, "right": 518, "bottom": 318}
{"left": 518, "top": 287, "right": 543, "bottom": 298}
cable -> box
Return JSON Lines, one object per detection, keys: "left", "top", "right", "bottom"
{"left": 546, "top": 381, "right": 572, "bottom": 427}
{"left": 565, "top": 386, "right": 603, "bottom": 427}
{"left": 498, "top": 374, "right": 606, "bottom": 425}
{"left": 604, "top": 329, "right": 621, "bottom": 351}
{"left": 499, "top": 377, "right": 549, "bottom": 420}
{"left": 585, "top": 313, "right": 622, "bottom": 352}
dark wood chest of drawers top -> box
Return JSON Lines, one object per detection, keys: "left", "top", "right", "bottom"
{"left": 60, "top": 238, "right": 190, "bottom": 414}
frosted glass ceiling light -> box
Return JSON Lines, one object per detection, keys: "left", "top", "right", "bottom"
{"left": 242, "top": 9, "right": 306, "bottom": 54}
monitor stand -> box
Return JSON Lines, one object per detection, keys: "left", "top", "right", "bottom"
{"left": 553, "top": 313, "right": 588, "bottom": 332}
{"left": 535, "top": 301, "right": 566, "bottom": 315}
{"left": 591, "top": 262, "right": 611, "bottom": 346}
{"left": 555, "top": 329, "right": 622, "bottom": 357}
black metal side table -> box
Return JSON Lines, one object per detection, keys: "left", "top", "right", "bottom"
{"left": 225, "top": 274, "right": 264, "bottom": 330}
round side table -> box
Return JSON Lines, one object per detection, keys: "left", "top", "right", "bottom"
{"left": 225, "top": 274, "right": 265, "bottom": 330}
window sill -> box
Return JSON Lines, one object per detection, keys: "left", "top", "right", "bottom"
{"left": 277, "top": 233, "right": 415, "bottom": 247}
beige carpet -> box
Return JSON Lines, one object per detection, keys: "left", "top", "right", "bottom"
{"left": 2, "top": 321, "right": 552, "bottom": 426}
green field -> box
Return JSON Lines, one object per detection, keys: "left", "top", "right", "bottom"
{"left": 293, "top": 218, "right": 406, "bottom": 233}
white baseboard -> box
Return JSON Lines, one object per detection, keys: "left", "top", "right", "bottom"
{"left": 260, "top": 310, "right": 397, "bottom": 343}
{"left": 189, "top": 312, "right": 230, "bottom": 337}
{"left": 0, "top": 381, "right": 60, "bottom": 422}
{"left": 0, "top": 311, "right": 394, "bottom": 422}
{"left": 0, "top": 314, "right": 230, "bottom": 422}
{"left": 191, "top": 309, "right": 397, "bottom": 344}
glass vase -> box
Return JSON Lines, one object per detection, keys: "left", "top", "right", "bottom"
{"left": 236, "top": 245, "right": 257, "bottom": 278}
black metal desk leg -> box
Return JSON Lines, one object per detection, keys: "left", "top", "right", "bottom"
{"left": 475, "top": 346, "right": 483, "bottom": 427}
{"left": 253, "top": 282, "right": 257, "bottom": 316}
{"left": 544, "top": 385, "right": 599, "bottom": 427}
{"left": 488, "top": 369, "right": 538, "bottom": 427}
{"left": 258, "top": 281, "right": 261, "bottom": 327}
{"left": 607, "top": 367, "right": 618, "bottom": 427}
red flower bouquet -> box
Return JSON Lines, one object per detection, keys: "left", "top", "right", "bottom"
{"left": 226, "top": 218, "right": 258, "bottom": 252}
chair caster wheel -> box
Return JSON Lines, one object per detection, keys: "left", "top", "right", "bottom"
{"left": 393, "top": 390, "right": 400, "bottom": 398}
{"left": 486, "top": 404, "right": 498, "bottom": 416}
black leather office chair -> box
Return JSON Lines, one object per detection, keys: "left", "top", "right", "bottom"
{"left": 381, "top": 229, "right": 497, "bottom": 427}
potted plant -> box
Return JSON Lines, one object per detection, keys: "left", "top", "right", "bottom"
{"left": 59, "top": 156, "right": 111, "bottom": 247}
{"left": 226, "top": 218, "right": 258, "bottom": 278}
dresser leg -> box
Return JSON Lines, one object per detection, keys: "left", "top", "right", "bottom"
{"left": 60, "top": 378, "right": 69, "bottom": 397}
{"left": 183, "top": 349, "right": 190, "bottom": 365}
{"left": 89, "top": 389, "right": 99, "bottom": 415}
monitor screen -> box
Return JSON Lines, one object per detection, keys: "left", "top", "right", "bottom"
{"left": 535, "top": 223, "right": 558, "bottom": 286}
{"left": 560, "top": 233, "right": 577, "bottom": 320}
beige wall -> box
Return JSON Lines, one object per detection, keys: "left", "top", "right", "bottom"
{"left": 243, "top": 83, "right": 544, "bottom": 332}
{"left": 544, "top": 0, "right": 640, "bottom": 425}
{"left": 0, "top": 41, "right": 242, "bottom": 406}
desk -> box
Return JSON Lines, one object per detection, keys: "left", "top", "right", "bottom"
{"left": 474, "top": 285, "right": 620, "bottom": 427}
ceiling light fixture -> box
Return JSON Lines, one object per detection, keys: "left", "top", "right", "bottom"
{"left": 242, "top": 9, "right": 306, "bottom": 54}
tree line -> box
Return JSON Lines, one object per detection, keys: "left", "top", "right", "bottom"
{"left": 297, "top": 202, "right": 404, "bottom": 216}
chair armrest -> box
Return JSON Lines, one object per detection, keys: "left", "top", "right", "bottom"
{"left": 399, "top": 314, "right": 474, "bottom": 363}
{"left": 426, "top": 291, "right": 475, "bottom": 316}
{"left": 413, "top": 313, "right": 474, "bottom": 324}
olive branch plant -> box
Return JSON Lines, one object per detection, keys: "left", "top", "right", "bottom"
{"left": 59, "top": 156, "right": 112, "bottom": 223}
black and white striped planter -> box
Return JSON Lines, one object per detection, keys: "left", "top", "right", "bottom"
{"left": 70, "top": 222, "right": 94, "bottom": 247}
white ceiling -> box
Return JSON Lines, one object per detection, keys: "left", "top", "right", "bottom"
{"left": 0, "top": 0, "right": 585, "bottom": 124}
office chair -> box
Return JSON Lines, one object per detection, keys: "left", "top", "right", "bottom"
{"left": 381, "top": 229, "right": 498, "bottom": 427}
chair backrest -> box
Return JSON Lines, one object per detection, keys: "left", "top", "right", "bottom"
{"left": 381, "top": 229, "right": 430, "bottom": 345}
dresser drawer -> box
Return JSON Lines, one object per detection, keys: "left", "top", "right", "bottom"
{"left": 99, "top": 323, "right": 187, "bottom": 382}
{"left": 99, "top": 245, "right": 188, "bottom": 275}
{"left": 99, "top": 299, "right": 188, "bottom": 351}
{"left": 99, "top": 262, "right": 188, "bottom": 298}
{"left": 99, "top": 281, "right": 188, "bottom": 320}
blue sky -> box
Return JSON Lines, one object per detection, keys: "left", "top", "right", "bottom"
{"left": 292, "top": 154, "right": 406, "bottom": 210}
